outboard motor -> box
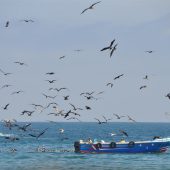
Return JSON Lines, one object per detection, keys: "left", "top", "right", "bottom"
{"left": 74, "top": 141, "right": 80, "bottom": 152}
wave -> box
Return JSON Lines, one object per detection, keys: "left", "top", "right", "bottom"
{"left": 0, "top": 132, "right": 13, "bottom": 137}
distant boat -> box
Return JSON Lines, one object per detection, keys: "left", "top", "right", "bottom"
{"left": 74, "top": 137, "right": 170, "bottom": 153}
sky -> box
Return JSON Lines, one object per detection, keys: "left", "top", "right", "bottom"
{"left": 0, "top": 0, "right": 170, "bottom": 122}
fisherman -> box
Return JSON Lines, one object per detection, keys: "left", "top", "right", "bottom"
{"left": 87, "top": 137, "right": 93, "bottom": 144}
{"left": 120, "top": 138, "right": 126, "bottom": 143}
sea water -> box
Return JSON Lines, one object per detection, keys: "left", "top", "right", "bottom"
{"left": 0, "top": 122, "right": 170, "bottom": 170}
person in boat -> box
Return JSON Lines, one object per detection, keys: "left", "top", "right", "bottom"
{"left": 87, "top": 137, "right": 93, "bottom": 144}
{"left": 153, "top": 136, "right": 161, "bottom": 140}
{"left": 120, "top": 138, "right": 126, "bottom": 143}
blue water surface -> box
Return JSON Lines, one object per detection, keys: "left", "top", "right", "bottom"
{"left": 0, "top": 122, "right": 170, "bottom": 170}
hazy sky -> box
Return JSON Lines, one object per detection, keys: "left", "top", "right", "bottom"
{"left": 0, "top": 0, "right": 170, "bottom": 122}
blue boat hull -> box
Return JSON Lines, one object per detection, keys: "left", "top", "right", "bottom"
{"left": 74, "top": 140, "right": 170, "bottom": 153}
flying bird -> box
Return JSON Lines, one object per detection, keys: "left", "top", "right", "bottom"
{"left": 54, "top": 87, "right": 68, "bottom": 92}
{"left": 21, "top": 19, "right": 34, "bottom": 23}
{"left": 113, "top": 113, "right": 125, "bottom": 119}
{"left": 14, "top": 61, "right": 28, "bottom": 66}
{"left": 85, "top": 106, "right": 91, "bottom": 110}
{"left": 67, "top": 117, "right": 81, "bottom": 122}
{"left": 1, "top": 84, "right": 12, "bottom": 89}
{"left": 110, "top": 44, "right": 118, "bottom": 57}
{"left": 5, "top": 21, "right": 9, "bottom": 27}
{"left": 127, "top": 115, "right": 136, "bottom": 122}
{"left": 139, "top": 85, "right": 147, "bottom": 90}
{"left": 46, "top": 72, "right": 55, "bottom": 75}
{"left": 45, "top": 80, "right": 57, "bottom": 83}
{"left": 42, "top": 93, "right": 57, "bottom": 99}
{"left": 63, "top": 95, "right": 69, "bottom": 100}
{"left": 143, "top": 75, "right": 148, "bottom": 80}
{"left": 100, "top": 39, "right": 115, "bottom": 51}
{"left": 11, "top": 90, "right": 24, "bottom": 95}
{"left": 145, "top": 50, "right": 153, "bottom": 53}
{"left": 29, "top": 128, "right": 48, "bottom": 139}
{"left": 0, "top": 68, "right": 12, "bottom": 76}
{"left": 21, "top": 110, "right": 34, "bottom": 116}
{"left": 59, "top": 56, "right": 66, "bottom": 59}
{"left": 165, "top": 93, "right": 170, "bottom": 99}
{"left": 106, "top": 82, "right": 113, "bottom": 88}
{"left": 2, "top": 103, "right": 10, "bottom": 110}
{"left": 16, "top": 123, "right": 31, "bottom": 131}
{"left": 114, "top": 74, "right": 124, "bottom": 80}
{"left": 119, "top": 130, "right": 128, "bottom": 137}
{"left": 69, "top": 103, "right": 83, "bottom": 111}
{"left": 94, "top": 117, "right": 107, "bottom": 124}
{"left": 81, "top": 1, "right": 101, "bottom": 14}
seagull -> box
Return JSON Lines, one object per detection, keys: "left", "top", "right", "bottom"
{"left": 113, "top": 113, "right": 125, "bottom": 119}
{"left": 48, "top": 112, "right": 60, "bottom": 116}
{"left": 143, "top": 75, "right": 148, "bottom": 80}
{"left": 103, "top": 116, "right": 112, "bottom": 122}
{"left": 5, "top": 21, "right": 9, "bottom": 27}
{"left": 109, "top": 131, "right": 117, "bottom": 136}
{"left": 139, "top": 85, "right": 147, "bottom": 90}
{"left": 119, "top": 130, "right": 128, "bottom": 137}
{"left": 67, "top": 117, "right": 81, "bottom": 122}
{"left": 21, "top": 110, "right": 35, "bottom": 116}
{"left": 106, "top": 82, "right": 113, "bottom": 88}
{"left": 63, "top": 95, "right": 69, "bottom": 100}
{"left": 94, "top": 117, "right": 107, "bottom": 124}
{"left": 45, "top": 80, "right": 56, "bottom": 83}
{"left": 29, "top": 128, "right": 48, "bottom": 139}
{"left": 0, "top": 68, "right": 12, "bottom": 76}
{"left": 54, "top": 87, "right": 68, "bottom": 92}
{"left": 85, "top": 106, "right": 91, "bottom": 110}
{"left": 101, "top": 39, "right": 115, "bottom": 51}
{"left": 42, "top": 93, "right": 57, "bottom": 99}
{"left": 127, "top": 115, "right": 136, "bottom": 122}
{"left": 145, "top": 50, "right": 153, "bottom": 53}
{"left": 14, "top": 61, "right": 28, "bottom": 66}
{"left": 45, "top": 102, "right": 58, "bottom": 109}
{"left": 31, "top": 104, "right": 45, "bottom": 113}
{"left": 21, "top": 19, "right": 34, "bottom": 23}
{"left": 81, "top": 1, "right": 101, "bottom": 14}
{"left": 59, "top": 56, "right": 66, "bottom": 59}
{"left": 96, "top": 91, "right": 104, "bottom": 95}
{"left": 84, "top": 95, "right": 97, "bottom": 100}
{"left": 110, "top": 44, "right": 118, "bottom": 57}
{"left": 165, "top": 93, "right": 170, "bottom": 99}
{"left": 2, "top": 103, "right": 10, "bottom": 110}
{"left": 11, "top": 90, "right": 24, "bottom": 95}
{"left": 2, "top": 119, "right": 17, "bottom": 130}
{"left": 64, "top": 110, "right": 72, "bottom": 118}
{"left": 16, "top": 123, "right": 31, "bottom": 131}
{"left": 59, "top": 128, "right": 64, "bottom": 133}
{"left": 114, "top": 74, "right": 124, "bottom": 80}
{"left": 69, "top": 103, "right": 83, "bottom": 111}
{"left": 46, "top": 72, "right": 55, "bottom": 75}
{"left": 80, "top": 91, "right": 95, "bottom": 96}
{"left": 1, "top": 84, "right": 12, "bottom": 89}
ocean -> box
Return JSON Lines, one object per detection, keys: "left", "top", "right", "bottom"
{"left": 0, "top": 122, "right": 170, "bottom": 170}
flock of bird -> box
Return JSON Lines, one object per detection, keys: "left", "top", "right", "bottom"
{"left": 0, "top": 1, "right": 169, "bottom": 145}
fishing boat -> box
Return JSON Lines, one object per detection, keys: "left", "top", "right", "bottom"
{"left": 74, "top": 137, "right": 170, "bottom": 153}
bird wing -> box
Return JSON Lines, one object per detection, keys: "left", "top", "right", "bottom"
{"left": 110, "top": 48, "right": 114, "bottom": 57}
{"left": 91, "top": 1, "right": 101, "bottom": 7}
{"left": 81, "top": 7, "right": 90, "bottom": 14}
{"left": 100, "top": 46, "right": 110, "bottom": 51}
{"left": 69, "top": 103, "right": 76, "bottom": 110}
{"left": 109, "top": 39, "right": 115, "bottom": 47}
